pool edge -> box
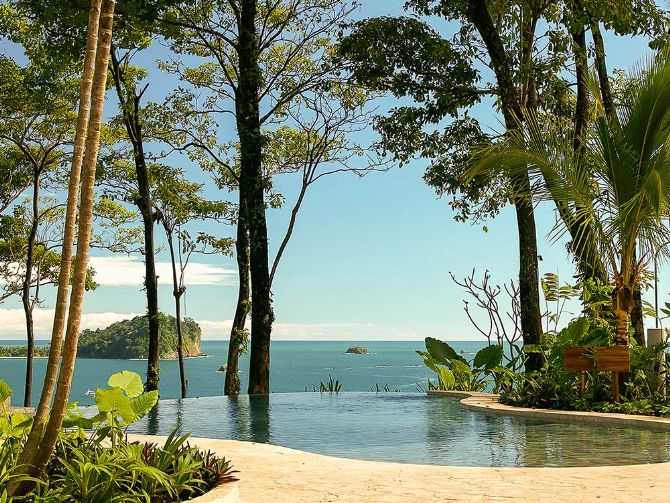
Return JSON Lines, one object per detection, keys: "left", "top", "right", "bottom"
{"left": 427, "top": 389, "right": 670, "bottom": 431}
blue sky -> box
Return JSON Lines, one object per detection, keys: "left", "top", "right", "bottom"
{"left": 0, "top": 2, "right": 664, "bottom": 341}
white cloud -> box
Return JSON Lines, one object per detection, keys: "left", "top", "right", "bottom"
{"left": 0, "top": 307, "right": 425, "bottom": 341}
{"left": 0, "top": 308, "right": 143, "bottom": 339}
{"left": 89, "top": 256, "right": 236, "bottom": 287}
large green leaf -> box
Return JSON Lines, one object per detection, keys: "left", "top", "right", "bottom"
{"left": 108, "top": 371, "right": 144, "bottom": 398}
{"left": 450, "top": 359, "right": 472, "bottom": 377}
{"left": 416, "top": 350, "right": 439, "bottom": 372}
{"left": 130, "top": 391, "right": 158, "bottom": 421}
{"left": 95, "top": 388, "right": 135, "bottom": 423}
{"left": 558, "top": 317, "right": 590, "bottom": 345}
{"left": 0, "top": 379, "right": 12, "bottom": 403}
{"left": 425, "top": 337, "right": 458, "bottom": 365}
{"left": 474, "top": 344, "right": 503, "bottom": 370}
{"left": 438, "top": 367, "right": 455, "bottom": 390}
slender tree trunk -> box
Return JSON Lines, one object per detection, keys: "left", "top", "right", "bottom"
{"left": 237, "top": 0, "right": 273, "bottom": 394}
{"left": 31, "top": 0, "right": 115, "bottom": 478}
{"left": 562, "top": 10, "right": 608, "bottom": 283}
{"left": 15, "top": 0, "right": 102, "bottom": 478}
{"left": 225, "top": 217, "right": 250, "bottom": 396}
{"left": 589, "top": 20, "right": 616, "bottom": 120}
{"left": 109, "top": 48, "right": 161, "bottom": 391}
{"left": 142, "top": 204, "right": 161, "bottom": 392}
{"left": 270, "top": 182, "right": 307, "bottom": 285}
{"left": 22, "top": 172, "right": 40, "bottom": 407}
{"left": 467, "top": 0, "right": 543, "bottom": 371}
{"left": 166, "top": 231, "right": 187, "bottom": 398}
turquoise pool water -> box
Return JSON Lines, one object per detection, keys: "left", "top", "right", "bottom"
{"left": 127, "top": 393, "right": 670, "bottom": 467}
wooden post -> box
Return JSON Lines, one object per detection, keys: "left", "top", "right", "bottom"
{"left": 563, "top": 347, "right": 594, "bottom": 398}
{"left": 612, "top": 372, "right": 620, "bottom": 402}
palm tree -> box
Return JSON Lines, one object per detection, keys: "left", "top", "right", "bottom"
{"left": 467, "top": 53, "right": 670, "bottom": 346}
{"left": 12, "top": 0, "right": 117, "bottom": 493}
{"left": 14, "top": 0, "right": 103, "bottom": 482}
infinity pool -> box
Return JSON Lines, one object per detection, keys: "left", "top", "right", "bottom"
{"left": 128, "top": 393, "right": 670, "bottom": 467}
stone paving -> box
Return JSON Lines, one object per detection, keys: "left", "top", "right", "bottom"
{"left": 129, "top": 434, "right": 670, "bottom": 503}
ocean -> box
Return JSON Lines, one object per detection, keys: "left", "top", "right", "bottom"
{"left": 0, "top": 340, "right": 488, "bottom": 405}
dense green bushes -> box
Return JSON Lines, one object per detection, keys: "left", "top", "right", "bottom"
{"left": 0, "top": 371, "right": 236, "bottom": 501}
{"left": 0, "top": 346, "right": 50, "bottom": 358}
{"left": 78, "top": 314, "right": 202, "bottom": 359}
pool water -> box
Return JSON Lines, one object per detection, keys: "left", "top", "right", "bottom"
{"left": 128, "top": 393, "right": 670, "bottom": 467}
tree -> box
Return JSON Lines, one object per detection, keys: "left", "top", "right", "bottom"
{"left": 339, "top": 1, "right": 550, "bottom": 370}
{"left": 152, "top": 165, "right": 232, "bottom": 397}
{"left": 339, "top": 0, "right": 670, "bottom": 361}
{"left": 161, "top": 0, "right": 379, "bottom": 393}
{"left": 468, "top": 53, "right": 670, "bottom": 347}
{"left": 12, "top": 0, "right": 116, "bottom": 491}
{"left": 108, "top": 47, "right": 162, "bottom": 392}
{"left": 0, "top": 57, "right": 78, "bottom": 406}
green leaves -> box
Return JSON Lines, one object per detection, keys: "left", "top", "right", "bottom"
{"left": 96, "top": 371, "right": 158, "bottom": 427}
{"left": 108, "top": 370, "right": 143, "bottom": 399}
{"left": 425, "top": 337, "right": 461, "bottom": 365}
{"left": 131, "top": 391, "right": 159, "bottom": 420}
{"left": 0, "top": 379, "right": 11, "bottom": 404}
{"left": 96, "top": 388, "right": 136, "bottom": 424}
{"left": 474, "top": 345, "right": 504, "bottom": 371}
{"left": 419, "top": 337, "right": 503, "bottom": 392}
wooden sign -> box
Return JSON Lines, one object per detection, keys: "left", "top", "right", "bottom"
{"left": 596, "top": 347, "right": 630, "bottom": 372}
{"left": 563, "top": 346, "right": 594, "bottom": 371}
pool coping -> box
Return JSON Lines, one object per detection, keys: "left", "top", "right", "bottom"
{"left": 427, "top": 389, "right": 670, "bottom": 431}
{"left": 189, "top": 483, "right": 239, "bottom": 503}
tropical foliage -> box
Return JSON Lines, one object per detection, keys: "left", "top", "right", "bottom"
{"left": 467, "top": 52, "right": 670, "bottom": 346}
{"left": 0, "top": 372, "right": 236, "bottom": 501}
{"left": 417, "top": 337, "right": 509, "bottom": 392}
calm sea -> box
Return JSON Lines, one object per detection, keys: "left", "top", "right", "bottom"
{"left": 0, "top": 340, "right": 488, "bottom": 405}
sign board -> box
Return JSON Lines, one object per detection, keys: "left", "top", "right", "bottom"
{"left": 595, "top": 346, "right": 630, "bottom": 372}
{"left": 563, "top": 346, "right": 594, "bottom": 372}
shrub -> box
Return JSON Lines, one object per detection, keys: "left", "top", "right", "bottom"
{"left": 0, "top": 372, "right": 237, "bottom": 502}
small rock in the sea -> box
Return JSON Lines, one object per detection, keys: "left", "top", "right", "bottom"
{"left": 344, "top": 345, "right": 369, "bottom": 354}
{"left": 218, "top": 364, "right": 227, "bottom": 372}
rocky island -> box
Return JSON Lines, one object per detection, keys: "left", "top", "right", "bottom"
{"left": 344, "top": 345, "right": 369, "bottom": 354}
{"left": 78, "top": 313, "right": 204, "bottom": 359}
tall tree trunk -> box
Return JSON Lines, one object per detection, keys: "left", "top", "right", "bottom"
{"left": 589, "top": 20, "right": 615, "bottom": 120}
{"left": 225, "top": 217, "right": 250, "bottom": 396}
{"left": 109, "top": 48, "right": 161, "bottom": 391}
{"left": 613, "top": 285, "right": 633, "bottom": 345}
{"left": 15, "top": 0, "right": 102, "bottom": 478}
{"left": 142, "top": 203, "right": 161, "bottom": 392}
{"left": 562, "top": 9, "right": 608, "bottom": 283}
{"left": 32, "top": 0, "right": 115, "bottom": 478}
{"left": 631, "top": 289, "right": 645, "bottom": 345}
{"left": 22, "top": 171, "right": 40, "bottom": 407}
{"left": 467, "top": 0, "right": 543, "bottom": 371}
{"left": 237, "top": 0, "right": 274, "bottom": 394}
{"left": 166, "top": 230, "right": 187, "bottom": 398}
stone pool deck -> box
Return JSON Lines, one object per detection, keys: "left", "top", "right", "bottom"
{"left": 129, "top": 433, "right": 670, "bottom": 503}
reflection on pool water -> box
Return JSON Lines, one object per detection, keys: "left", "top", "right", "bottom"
{"left": 128, "top": 393, "right": 670, "bottom": 467}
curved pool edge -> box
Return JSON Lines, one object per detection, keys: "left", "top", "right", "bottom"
{"left": 427, "top": 389, "right": 670, "bottom": 431}
{"left": 189, "top": 482, "right": 239, "bottom": 503}
{"left": 127, "top": 434, "right": 670, "bottom": 503}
